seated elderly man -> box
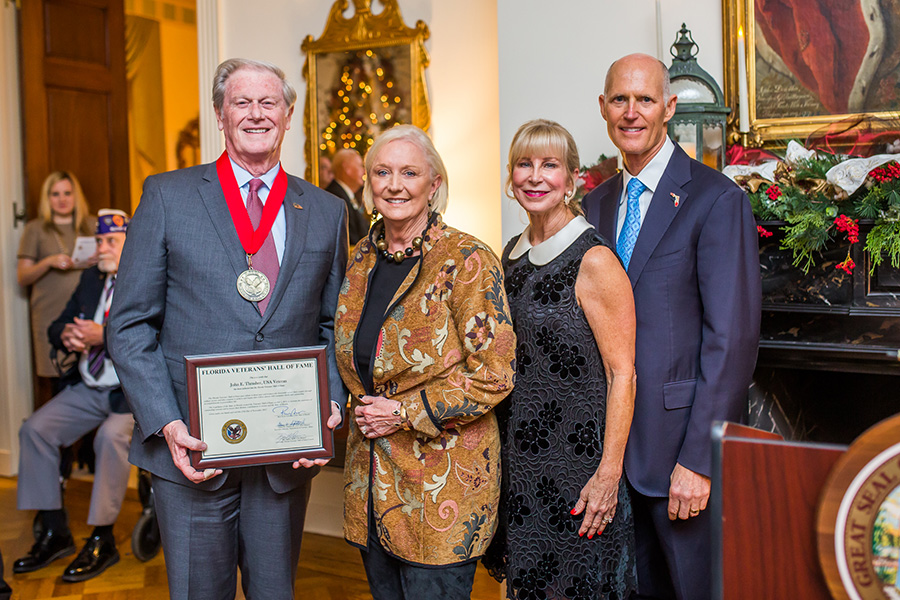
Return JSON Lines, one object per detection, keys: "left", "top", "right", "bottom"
{"left": 14, "top": 209, "right": 133, "bottom": 583}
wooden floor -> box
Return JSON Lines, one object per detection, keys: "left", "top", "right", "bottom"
{"left": 0, "top": 474, "right": 502, "bottom": 599}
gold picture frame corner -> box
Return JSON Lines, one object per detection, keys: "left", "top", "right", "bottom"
{"left": 724, "top": 0, "right": 900, "bottom": 149}
{"left": 301, "top": 0, "right": 431, "bottom": 183}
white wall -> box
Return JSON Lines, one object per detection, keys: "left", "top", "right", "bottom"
{"left": 497, "top": 0, "right": 723, "bottom": 244}
{"left": 217, "top": 0, "right": 502, "bottom": 250}
{"left": 0, "top": 3, "right": 36, "bottom": 476}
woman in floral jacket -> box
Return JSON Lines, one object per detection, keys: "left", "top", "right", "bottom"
{"left": 335, "top": 125, "right": 516, "bottom": 599}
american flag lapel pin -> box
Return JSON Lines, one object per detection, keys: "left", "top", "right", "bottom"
{"left": 670, "top": 192, "right": 680, "bottom": 207}
{"left": 293, "top": 202, "right": 303, "bottom": 209}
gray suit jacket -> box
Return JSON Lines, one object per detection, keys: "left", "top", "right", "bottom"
{"left": 107, "top": 161, "right": 349, "bottom": 493}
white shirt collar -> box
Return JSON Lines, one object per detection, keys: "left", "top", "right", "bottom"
{"left": 336, "top": 178, "right": 357, "bottom": 203}
{"left": 229, "top": 157, "right": 280, "bottom": 194}
{"left": 621, "top": 136, "right": 675, "bottom": 202}
{"left": 509, "top": 215, "right": 594, "bottom": 265}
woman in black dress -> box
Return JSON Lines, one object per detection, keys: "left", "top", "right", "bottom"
{"left": 485, "top": 119, "right": 637, "bottom": 599}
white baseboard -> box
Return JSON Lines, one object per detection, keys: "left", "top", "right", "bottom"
{"left": 303, "top": 466, "right": 344, "bottom": 538}
{"left": 0, "top": 449, "right": 10, "bottom": 476}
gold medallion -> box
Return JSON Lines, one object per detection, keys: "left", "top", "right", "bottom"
{"left": 221, "top": 419, "right": 247, "bottom": 444}
{"left": 236, "top": 268, "right": 270, "bottom": 302}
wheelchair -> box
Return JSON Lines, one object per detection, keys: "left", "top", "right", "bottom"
{"left": 130, "top": 468, "right": 161, "bottom": 561}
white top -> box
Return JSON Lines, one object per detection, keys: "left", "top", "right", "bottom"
{"left": 230, "top": 158, "right": 286, "bottom": 263}
{"left": 509, "top": 215, "right": 594, "bottom": 266}
{"left": 616, "top": 136, "right": 675, "bottom": 240}
{"left": 79, "top": 274, "right": 120, "bottom": 389}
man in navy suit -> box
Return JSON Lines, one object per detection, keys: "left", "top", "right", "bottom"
{"left": 325, "top": 148, "right": 369, "bottom": 244}
{"left": 582, "top": 54, "right": 761, "bottom": 599}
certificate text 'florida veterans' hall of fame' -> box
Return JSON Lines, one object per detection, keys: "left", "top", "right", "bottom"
{"left": 186, "top": 348, "right": 332, "bottom": 468}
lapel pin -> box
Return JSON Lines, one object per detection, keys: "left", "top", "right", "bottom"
{"left": 293, "top": 203, "right": 303, "bottom": 210}
{"left": 670, "top": 192, "right": 680, "bottom": 207}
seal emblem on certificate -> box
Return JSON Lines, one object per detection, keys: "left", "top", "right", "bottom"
{"left": 185, "top": 346, "right": 334, "bottom": 469}
{"left": 222, "top": 419, "right": 247, "bottom": 444}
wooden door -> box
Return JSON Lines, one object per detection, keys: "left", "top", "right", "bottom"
{"left": 19, "top": 0, "right": 130, "bottom": 219}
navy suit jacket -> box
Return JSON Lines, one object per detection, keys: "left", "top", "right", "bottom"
{"left": 48, "top": 266, "right": 127, "bottom": 412}
{"left": 325, "top": 179, "right": 369, "bottom": 245}
{"left": 582, "top": 144, "right": 761, "bottom": 497}
{"left": 107, "top": 161, "right": 349, "bottom": 493}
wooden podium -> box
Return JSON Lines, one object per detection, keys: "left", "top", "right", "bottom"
{"left": 711, "top": 422, "right": 847, "bottom": 599}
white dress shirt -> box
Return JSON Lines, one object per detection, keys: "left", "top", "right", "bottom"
{"left": 79, "top": 274, "right": 120, "bottom": 389}
{"left": 230, "top": 158, "right": 286, "bottom": 263}
{"left": 616, "top": 136, "right": 676, "bottom": 240}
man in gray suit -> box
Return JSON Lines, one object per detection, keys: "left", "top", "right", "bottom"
{"left": 108, "top": 58, "right": 348, "bottom": 600}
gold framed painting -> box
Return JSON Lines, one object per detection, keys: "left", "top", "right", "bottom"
{"left": 723, "top": 0, "right": 900, "bottom": 147}
{"left": 301, "top": 0, "right": 431, "bottom": 184}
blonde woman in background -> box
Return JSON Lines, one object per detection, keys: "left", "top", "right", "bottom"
{"left": 18, "top": 171, "right": 96, "bottom": 396}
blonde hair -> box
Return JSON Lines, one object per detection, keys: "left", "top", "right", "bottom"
{"left": 506, "top": 119, "right": 582, "bottom": 216}
{"left": 362, "top": 125, "right": 449, "bottom": 214}
{"left": 38, "top": 171, "right": 93, "bottom": 235}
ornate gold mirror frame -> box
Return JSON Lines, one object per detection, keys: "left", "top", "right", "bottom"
{"left": 302, "top": 0, "right": 431, "bottom": 183}
{"left": 723, "top": 0, "right": 900, "bottom": 149}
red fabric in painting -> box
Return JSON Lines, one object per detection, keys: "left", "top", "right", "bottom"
{"left": 725, "top": 144, "right": 779, "bottom": 165}
{"left": 755, "top": 0, "right": 868, "bottom": 114}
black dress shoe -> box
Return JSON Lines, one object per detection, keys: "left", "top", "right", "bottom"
{"left": 61, "top": 535, "right": 120, "bottom": 582}
{"left": 13, "top": 528, "right": 76, "bottom": 573}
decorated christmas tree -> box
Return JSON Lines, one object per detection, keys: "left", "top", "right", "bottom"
{"left": 320, "top": 49, "right": 406, "bottom": 156}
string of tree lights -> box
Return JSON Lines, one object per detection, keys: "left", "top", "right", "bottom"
{"left": 320, "top": 49, "right": 409, "bottom": 155}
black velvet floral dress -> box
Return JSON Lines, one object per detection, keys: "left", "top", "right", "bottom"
{"left": 483, "top": 220, "right": 637, "bottom": 600}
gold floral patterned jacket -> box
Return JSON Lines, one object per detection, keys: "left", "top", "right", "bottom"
{"left": 336, "top": 214, "right": 516, "bottom": 566}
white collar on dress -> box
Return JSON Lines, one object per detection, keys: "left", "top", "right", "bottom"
{"left": 509, "top": 215, "right": 594, "bottom": 266}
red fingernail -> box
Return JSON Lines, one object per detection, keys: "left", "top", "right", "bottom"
{"left": 570, "top": 508, "right": 577, "bottom": 515}
{"left": 587, "top": 533, "right": 593, "bottom": 540}
{"left": 579, "top": 532, "right": 584, "bottom": 537}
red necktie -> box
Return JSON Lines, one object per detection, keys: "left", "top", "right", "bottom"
{"left": 247, "top": 178, "right": 280, "bottom": 315}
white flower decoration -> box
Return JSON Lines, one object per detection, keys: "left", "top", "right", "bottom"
{"left": 722, "top": 161, "right": 779, "bottom": 183}
{"left": 826, "top": 154, "right": 900, "bottom": 195}
{"left": 784, "top": 140, "right": 817, "bottom": 165}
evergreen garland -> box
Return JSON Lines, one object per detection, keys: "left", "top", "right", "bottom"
{"left": 740, "top": 153, "right": 900, "bottom": 273}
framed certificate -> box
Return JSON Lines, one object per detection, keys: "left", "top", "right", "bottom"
{"left": 185, "top": 346, "right": 333, "bottom": 469}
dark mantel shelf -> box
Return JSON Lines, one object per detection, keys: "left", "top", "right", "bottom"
{"left": 758, "top": 341, "right": 899, "bottom": 375}
{"left": 758, "top": 221, "right": 900, "bottom": 375}
{"left": 751, "top": 222, "right": 900, "bottom": 446}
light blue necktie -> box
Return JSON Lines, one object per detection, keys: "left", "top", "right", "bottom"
{"left": 617, "top": 177, "right": 646, "bottom": 270}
